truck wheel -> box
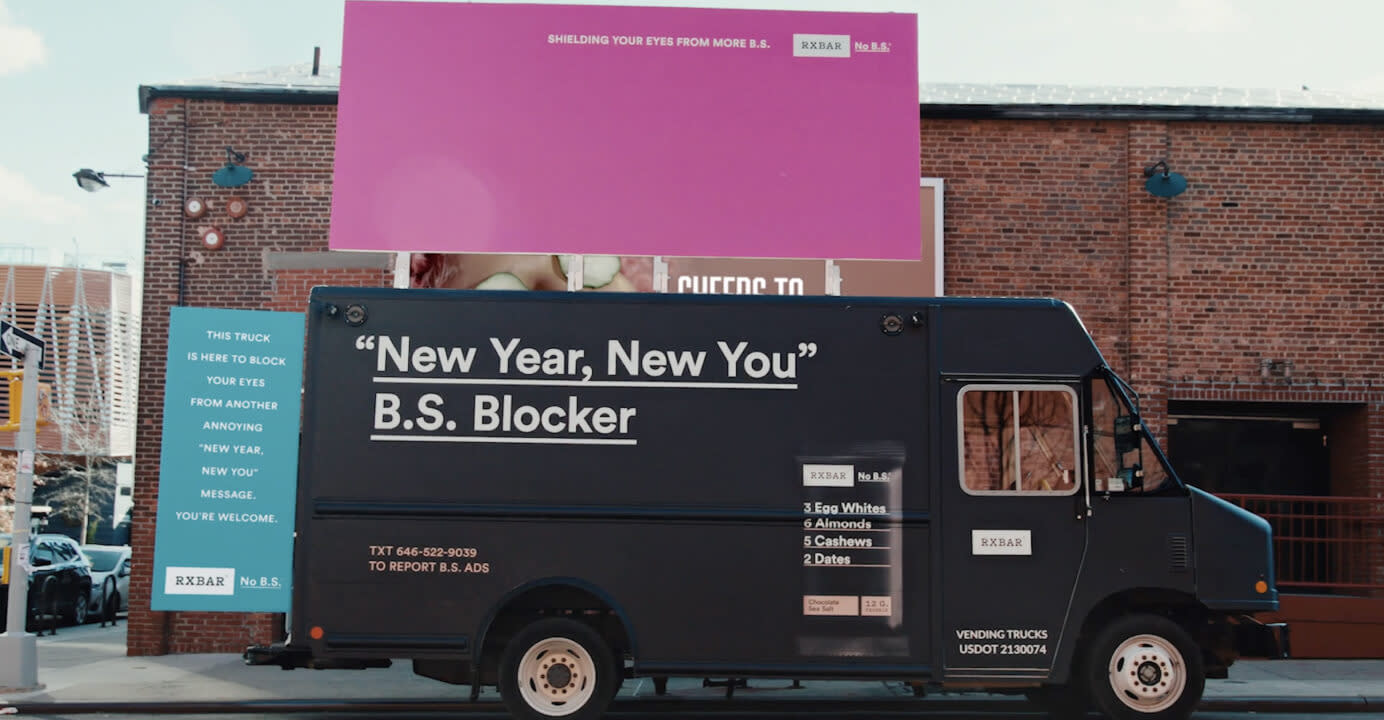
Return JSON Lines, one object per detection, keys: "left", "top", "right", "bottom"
{"left": 1088, "top": 614, "right": 1204, "bottom": 720}
{"left": 67, "top": 588, "right": 89, "bottom": 625}
{"left": 500, "top": 618, "right": 617, "bottom": 720}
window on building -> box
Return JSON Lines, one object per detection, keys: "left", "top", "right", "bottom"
{"left": 960, "top": 385, "right": 1079, "bottom": 495}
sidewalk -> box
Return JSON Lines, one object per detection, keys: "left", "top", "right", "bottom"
{"left": 2, "top": 620, "right": 1382, "bottom": 714}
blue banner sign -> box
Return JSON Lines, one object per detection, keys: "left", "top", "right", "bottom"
{"left": 152, "top": 307, "right": 305, "bottom": 611}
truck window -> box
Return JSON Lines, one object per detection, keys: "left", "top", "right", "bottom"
{"left": 959, "top": 385, "right": 1079, "bottom": 495}
{"left": 1090, "top": 378, "right": 1125, "bottom": 490}
{"left": 1091, "top": 376, "right": 1169, "bottom": 493}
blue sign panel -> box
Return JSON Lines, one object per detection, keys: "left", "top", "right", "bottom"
{"left": 152, "top": 307, "right": 305, "bottom": 611}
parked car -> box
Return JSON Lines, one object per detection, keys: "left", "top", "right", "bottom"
{"left": 81, "top": 544, "right": 132, "bottom": 620}
{"left": 0, "top": 532, "right": 93, "bottom": 628}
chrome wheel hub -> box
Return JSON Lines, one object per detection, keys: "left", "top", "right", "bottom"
{"left": 1108, "top": 633, "right": 1186, "bottom": 713}
{"left": 517, "top": 637, "right": 596, "bottom": 716}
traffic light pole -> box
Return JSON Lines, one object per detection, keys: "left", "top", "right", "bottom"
{"left": 1, "top": 342, "right": 43, "bottom": 691}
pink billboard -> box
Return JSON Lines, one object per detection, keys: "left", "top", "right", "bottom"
{"left": 330, "top": 1, "right": 920, "bottom": 260}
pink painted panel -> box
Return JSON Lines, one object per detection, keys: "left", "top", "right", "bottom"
{"left": 331, "top": 1, "right": 919, "bottom": 260}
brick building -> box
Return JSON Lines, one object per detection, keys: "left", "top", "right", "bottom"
{"left": 129, "top": 66, "right": 1383, "bottom": 657}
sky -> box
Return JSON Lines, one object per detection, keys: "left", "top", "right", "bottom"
{"left": 1, "top": 0, "right": 1381, "bottom": 282}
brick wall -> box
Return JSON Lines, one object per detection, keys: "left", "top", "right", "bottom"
{"left": 130, "top": 99, "right": 394, "bottom": 656}
{"left": 133, "top": 100, "right": 1383, "bottom": 653}
{"left": 1166, "top": 123, "right": 1383, "bottom": 383}
{"left": 924, "top": 117, "right": 1383, "bottom": 499}
{"left": 1162, "top": 121, "right": 1384, "bottom": 506}
{"left": 923, "top": 119, "right": 1132, "bottom": 373}
{"left": 1327, "top": 405, "right": 1370, "bottom": 497}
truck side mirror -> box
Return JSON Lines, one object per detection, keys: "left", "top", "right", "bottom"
{"left": 1117, "top": 465, "right": 1143, "bottom": 492}
{"left": 1114, "top": 415, "right": 1140, "bottom": 455}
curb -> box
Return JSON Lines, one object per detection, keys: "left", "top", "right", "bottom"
{"left": 1200, "top": 696, "right": 1384, "bottom": 713}
{"left": 2, "top": 696, "right": 1380, "bottom": 715}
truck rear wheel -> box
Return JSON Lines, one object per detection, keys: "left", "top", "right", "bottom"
{"left": 1088, "top": 614, "right": 1204, "bottom": 720}
{"left": 500, "top": 618, "right": 617, "bottom": 720}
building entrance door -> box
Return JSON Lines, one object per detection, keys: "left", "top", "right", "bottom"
{"left": 1167, "top": 407, "right": 1327, "bottom": 496}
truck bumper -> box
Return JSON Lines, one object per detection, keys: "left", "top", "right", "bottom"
{"left": 1234, "top": 620, "right": 1290, "bottom": 659}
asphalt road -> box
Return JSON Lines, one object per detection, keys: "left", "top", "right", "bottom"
{"left": 11, "top": 711, "right": 1384, "bottom": 720}
{"left": 16, "top": 623, "right": 1383, "bottom": 720}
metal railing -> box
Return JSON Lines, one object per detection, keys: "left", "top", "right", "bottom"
{"left": 1217, "top": 493, "right": 1384, "bottom": 594}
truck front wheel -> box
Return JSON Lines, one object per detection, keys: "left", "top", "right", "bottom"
{"left": 499, "top": 618, "right": 617, "bottom": 720}
{"left": 1088, "top": 614, "right": 1204, "bottom": 720}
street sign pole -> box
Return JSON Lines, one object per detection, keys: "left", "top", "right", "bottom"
{"left": 0, "top": 333, "right": 43, "bottom": 691}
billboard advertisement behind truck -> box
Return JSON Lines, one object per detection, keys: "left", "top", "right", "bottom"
{"left": 249, "top": 286, "right": 1288, "bottom": 720}
{"left": 405, "top": 180, "right": 946, "bottom": 297}
{"left": 329, "top": 1, "right": 921, "bottom": 260}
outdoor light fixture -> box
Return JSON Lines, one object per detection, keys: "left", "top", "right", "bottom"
{"left": 72, "top": 168, "right": 144, "bottom": 192}
{"left": 1142, "top": 160, "right": 1188, "bottom": 198}
{"left": 212, "top": 146, "right": 254, "bottom": 188}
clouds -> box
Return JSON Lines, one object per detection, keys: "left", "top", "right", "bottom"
{"left": 0, "top": 164, "right": 85, "bottom": 225}
{"left": 0, "top": 1, "right": 45, "bottom": 76}
{"left": 1168, "top": 0, "right": 1243, "bottom": 34}
{"left": 1350, "top": 73, "right": 1384, "bottom": 96}
{"left": 1128, "top": 0, "right": 1244, "bottom": 37}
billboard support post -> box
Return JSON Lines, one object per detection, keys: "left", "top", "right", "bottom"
{"left": 825, "top": 260, "right": 842, "bottom": 296}
{"left": 653, "top": 257, "right": 669, "bottom": 293}
{"left": 565, "top": 255, "right": 584, "bottom": 292}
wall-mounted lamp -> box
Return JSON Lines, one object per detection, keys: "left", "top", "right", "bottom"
{"left": 212, "top": 146, "right": 254, "bottom": 188}
{"left": 72, "top": 168, "right": 144, "bottom": 192}
{"left": 1260, "top": 358, "right": 1294, "bottom": 379}
{"left": 1142, "top": 160, "right": 1187, "bottom": 198}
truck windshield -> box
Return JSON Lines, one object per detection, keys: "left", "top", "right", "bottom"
{"left": 1091, "top": 372, "right": 1172, "bottom": 493}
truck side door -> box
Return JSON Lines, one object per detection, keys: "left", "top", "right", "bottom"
{"left": 939, "top": 382, "right": 1088, "bottom": 681}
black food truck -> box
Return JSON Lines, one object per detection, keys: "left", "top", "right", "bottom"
{"left": 248, "top": 286, "right": 1288, "bottom": 720}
